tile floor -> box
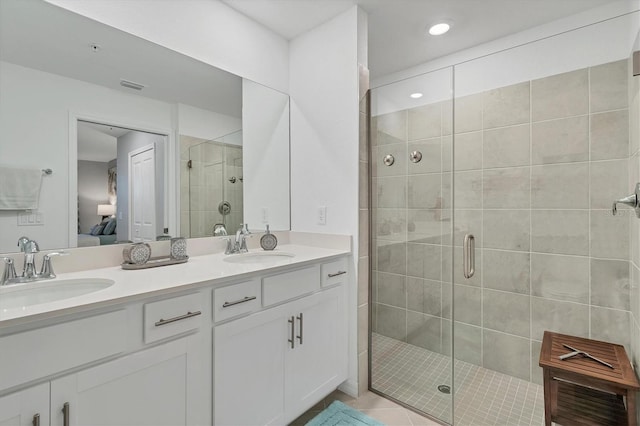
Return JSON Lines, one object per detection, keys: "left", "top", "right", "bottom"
{"left": 290, "top": 389, "right": 441, "bottom": 426}
{"left": 293, "top": 333, "right": 546, "bottom": 425}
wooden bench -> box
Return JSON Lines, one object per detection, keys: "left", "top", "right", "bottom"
{"left": 539, "top": 331, "right": 639, "bottom": 426}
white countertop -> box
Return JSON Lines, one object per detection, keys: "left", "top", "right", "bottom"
{"left": 0, "top": 244, "right": 350, "bottom": 328}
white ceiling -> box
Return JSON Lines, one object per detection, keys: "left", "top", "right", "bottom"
{"left": 0, "top": 0, "right": 242, "bottom": 118}
{"left": 222, "top": 0, "right": 618, "bottom": 78}
{"left": 77, "top": 122, "right": 123, "bottom": 163}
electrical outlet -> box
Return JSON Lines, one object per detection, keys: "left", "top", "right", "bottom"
{"left": 261, "top": 207, "right": 269, "bottom": 224}
{"left": 317, "top": 206, "right": 327, "bottom": 225}
{"left": 17, "top": 212, "right": 44, "bottom": 226}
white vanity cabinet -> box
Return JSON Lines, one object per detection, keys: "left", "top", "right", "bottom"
{"left": 0, "top": 384, "right": 49, "bottom": 426}
{"left": 50, "top": 338, "right": 190, "bottom": 426}
{"left": 0, "top": 291, "right": 207, "bottom": 426}
{"left": 214, "top": 257, "right": 348, "bottom": 426}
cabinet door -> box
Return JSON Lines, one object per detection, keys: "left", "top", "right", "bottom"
{"left": 214, "top": 303, "right": 289, "bottom": 426}
{"left": 51, "top": 339, "right": 188, "bottom": 426}
{"left": 0, "top": 383, "right": 49, "bottom": 426}
{"left": 285, "top": 285, "right": 347, "bottom": 421}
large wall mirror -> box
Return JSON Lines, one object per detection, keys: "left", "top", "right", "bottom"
{"left": 0, "top": 0, "right": 290, "bottom": 253}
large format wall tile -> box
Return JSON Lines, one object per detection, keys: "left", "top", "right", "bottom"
{"left": 408, "top": 103, "right": 441, "bottom": 141}
{"left": 483, "top": 124, "right": 530, "bottom": 168}
{"left": 590, "top": 212, "right": 629, "bottom": 260}
{"left": 591, "top": 259, "right": 630, "bottom": 310}
{"left": 531, "top": 253, "right": 589, "bottom": 303}
{"left": 531, "top": 163, "right": 589, "bottom": 209}
{"left": 407, "top": 312, "right": 442, "bottom": 353}
{"left": 591, "top": 307, "right": 630, "bottom": 350}
{"left": 591, "top": 110, "right": 629, "bottom": 161}
{"left": 531, "top": 210, "right": 589, "bottom": 256}
{"left": 483, "top": 82, "right": 530, "bottom": 129}
{"left": 407, "top": 209, "right": 443, "bottom": 244}
{"left": 454, "top": 131, "right": 483, "bottom": 171}
{"left": 483, "top": 289, "right": 530, "bottom": 337}
{"left": 408, "top": 174, "right": 442, "bottom": 209}
{"left": 483, "top": 210, "right": 530, "bottom": 251}
{"left": 590, "top": 60, "right": 628, "bottom": 113}
{"left": 406, "top": 277, "right": 442, "bottom": 316}
{"left": 377, "top": 272, "right": 407, "bottom": 308}
{"left": 590, "top": 159, "right": 629, "bottom": 209}
{"left": 374, "top": 110, "right": 407, "bottom": 145}
{"left": 532, "top": 69, "right": 588, "bottom": 121}
{"left": 532, "top": 115, "right": 589, "bottom": 164}
{"left": 453, "top": 284, "right": 481, "bottom": 326}
{"left": 454, "top": 171, "right": 483, "bottom": 209}
{"left": 454, "top": 322, "right": 482, "bottom": 366}
{"left": 407, "top": 243, "right": 442, "bottom": 281}
{"left": 531, "top": 298, "right": 589, "bottom": 341}
{"left": 454, "top": 93, "right": 483, "bottom": 133}
{"left": 482, "top": 250, "right": 530, "bottom": 294}
{"left": 376, "top": 304, "right": 407, "bottom": 341}
{"left": 483, "top": 330, "right": 530, "bottom": 381}
{"left": 408, "top": 138, "right": 442, "bottom": 174}
{"left": 483, "top": 167, "right": 530, "bottom": 209}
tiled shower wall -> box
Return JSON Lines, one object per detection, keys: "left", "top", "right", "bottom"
{"left": 371, "top": 59, "right": 632, "bottom": 385}
{"left": 179, "top": 135, "right": 243, "bottom": 238}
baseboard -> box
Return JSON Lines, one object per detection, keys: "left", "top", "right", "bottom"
{"left": 338, "top": 379, "right": 358, "bottom": 398}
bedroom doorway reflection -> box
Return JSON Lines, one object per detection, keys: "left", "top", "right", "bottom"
{"left": 76, "top": 120, "right": 167, "bottom": 247}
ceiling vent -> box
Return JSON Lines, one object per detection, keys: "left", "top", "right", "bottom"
{"left": 120, "top": 79, "right": 145, "bottom": 91}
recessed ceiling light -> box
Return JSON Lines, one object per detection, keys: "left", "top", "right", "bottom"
{"left": 428, "top": 22, "right": 450, "bottom": 36}
{"left": 410, "top": 93, "right": 423, "bottom": 99}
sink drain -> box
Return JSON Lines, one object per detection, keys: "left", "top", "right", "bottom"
{"left": 437, "top": 385, "right": 451, "bottom": 394}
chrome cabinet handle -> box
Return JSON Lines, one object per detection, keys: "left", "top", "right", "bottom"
{"left": 62, "top": 403, "right": 70, "bottom": 426}
{"left": 154, "top": 311, "right": 201, "bottom": 327}
{"left": 288, "top": 316, "right": 295, "bottom": 349}
{"left": 296, "top": 313, "right": 303, "bottom": 345}
{"left": 32, "top": 413, "right": 40, "bottom": 426}
{"left": 463, "top": 234, "right": 475, "bottom": 279}
{"left": 222, "top": 296, "right": 257, "bottom": 308}
{"left": 328, "top": 271, "right": 347, "bottom": 278}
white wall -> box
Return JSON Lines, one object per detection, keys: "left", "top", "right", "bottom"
{"left": 45, "top": 0, "right": 289, "bottom": 94}
{"left": 290, "top": 6, "right": 360, "bottom": 239}
{"left": 77, "top": 160, "right": 109, "bottom": 233}
{"left": 0, "top": 61, "right": 174, "bottom": 252}
{"left": 242, "top": 79, "right": 290, "bottom": 231}
{"left": 178, "top": 103, "right": 241, "bottom": 143}
{"left": 289, "top": 5, "right": 366, "bottom": 395}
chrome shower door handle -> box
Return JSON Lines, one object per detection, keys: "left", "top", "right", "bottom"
{"left": 463, "top": 234, "right": 475, "bottom": 279}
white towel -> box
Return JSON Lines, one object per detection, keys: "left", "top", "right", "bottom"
{"left": 0, "top": 167, "right": 43, "bottom": 210}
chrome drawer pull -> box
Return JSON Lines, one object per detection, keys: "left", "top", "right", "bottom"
{"left": 32, "top": 413, "right": 40, "bottom": 426}
{"left": 62, "top": 403, "right": 70, "bottom": 426}
{"left": 296, "top": 312, "right": 303, "bottom": 345}
{"left": 222, "top": 296, "right": 257, "bottom": 308}
{"left": 328, "top": 271, "right": 347, "bottom": 278}
{"left": 288, "top": 316, "right": 295, "bottom": 349}
{"left": 154, "top": 310, "right": 201, "bottom": 327}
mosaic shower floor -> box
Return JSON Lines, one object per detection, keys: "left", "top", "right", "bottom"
{"left": 371, "top": 333, "right": 545, "bottom": 426}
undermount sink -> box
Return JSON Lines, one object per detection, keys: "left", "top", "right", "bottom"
{"left": 223, "top": 251, "right": 295, "bottom": 265}
{"left": 0, "top": 278, "right": 115, "bottom": 312}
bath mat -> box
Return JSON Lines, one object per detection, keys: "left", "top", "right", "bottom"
{"left": 306, "top": 400, "right": 385, "bottom": 426}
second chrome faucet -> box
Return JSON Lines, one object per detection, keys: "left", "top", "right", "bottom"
{"left": 225, "top": 224, "right": 251, "bottom": 255}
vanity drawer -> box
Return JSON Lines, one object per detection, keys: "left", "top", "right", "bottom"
{"left": 321, "top": 257, "right": 348, "bottom": 288}
{"left": 0, "top": 310, "right": 127, "bottom": 392}
{"left": 262, "top": 265, "right": 320, "bottom": 307}
{"left": 213, "top": 279, "right": 261, "bottom": 322}
{"left": 144, "top": 293, "right": 202, "bottom": 344}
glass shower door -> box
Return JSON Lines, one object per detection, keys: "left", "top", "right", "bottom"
{"left": 369, "top": 67, "right": 454, "bottom": 424}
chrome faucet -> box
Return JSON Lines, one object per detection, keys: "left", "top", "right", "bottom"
{"left": 1, "top": 237, "right": 68, "bottom": 285}
{"left": 19, "top": 236, "right": 39, "bottom": 279}
{"left": 225, "top": 224, "right": 251, "bottom": 254}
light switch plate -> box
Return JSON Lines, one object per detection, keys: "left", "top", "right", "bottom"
{"left": 317, "top": 206, "right": 327, "bottom": 225}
